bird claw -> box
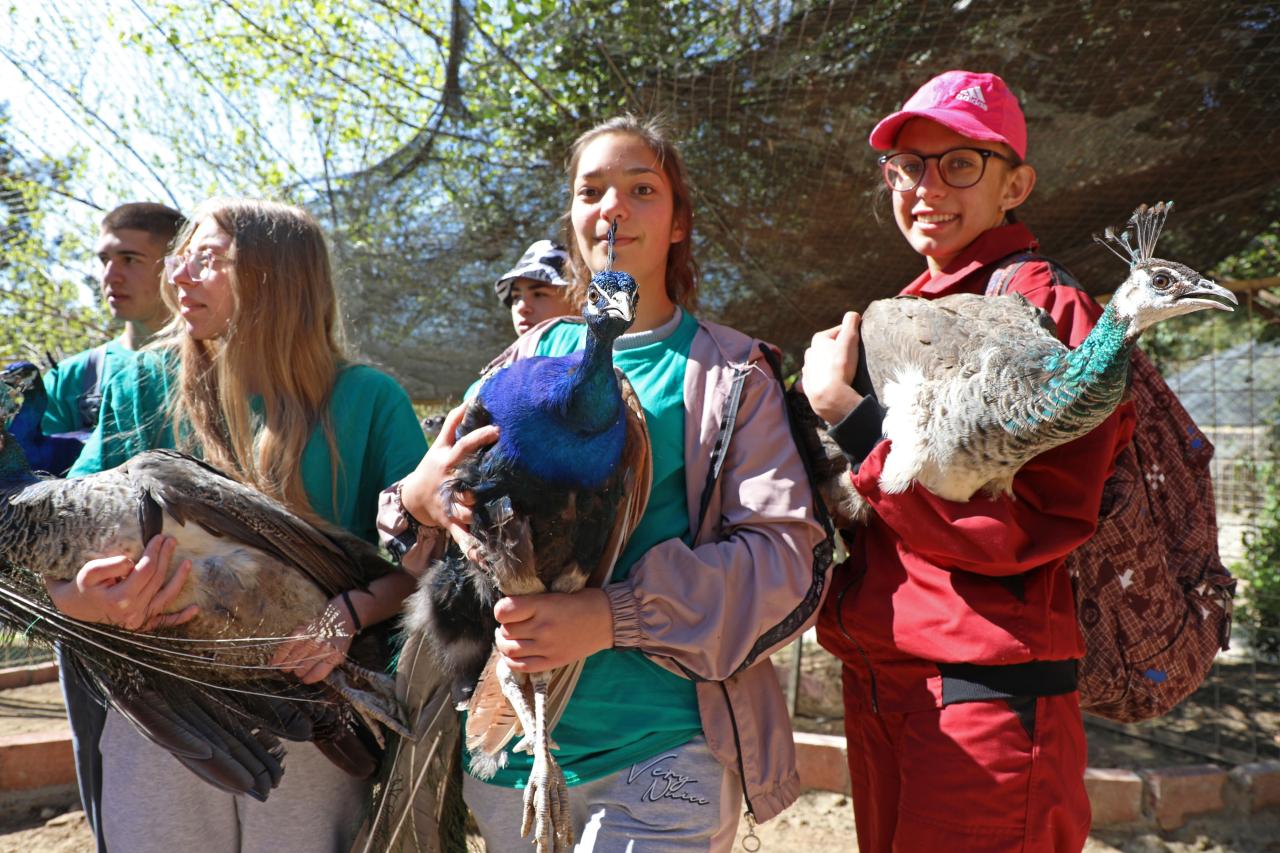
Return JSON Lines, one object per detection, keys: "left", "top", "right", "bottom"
{"left": 521, "top": 751, "right": 572, "bottom": 853}
{"left": 325, "top": 666, "right": 410, "bottom": 741}
{"left": 512, "top": 733, "right": 560, "bottom": 754}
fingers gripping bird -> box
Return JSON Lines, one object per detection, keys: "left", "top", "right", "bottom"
{"left": 0, "top": 385, "right": 411, "bottom": 801}
{"left": 801, "top": 202, "right": 1238, "bottom": 526}
{"left": 403, "top": 221, "right": 651, "bottom": 852}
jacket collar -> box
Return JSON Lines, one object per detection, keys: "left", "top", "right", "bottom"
{"left": 900, "top": 222, "right": 1040, "bottom": 297}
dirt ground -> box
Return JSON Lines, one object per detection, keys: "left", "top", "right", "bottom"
{"left": 2, "top": 649, "right": 1278, "bottom": 852}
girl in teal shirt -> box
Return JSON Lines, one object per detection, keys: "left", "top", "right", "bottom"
{"left": 48, "top": 198, "right": 426, "bottom": 853}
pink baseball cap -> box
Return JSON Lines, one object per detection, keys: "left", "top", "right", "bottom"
{"left": 869, "top": 70, "right": 1027, "bottom": 160}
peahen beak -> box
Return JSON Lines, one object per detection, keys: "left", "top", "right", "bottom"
{"left": 1179, "top": 279, "right": 1238, "bottom": 313}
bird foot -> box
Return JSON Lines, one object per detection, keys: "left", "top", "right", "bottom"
{"left": 511, "top": 733, "right": 560, "bottom": 754}
{"left": 521, "top": 749, "right": 573, "bottom": 853}
{"left": 327, "top": 666, "right": 411, "bottom": 741}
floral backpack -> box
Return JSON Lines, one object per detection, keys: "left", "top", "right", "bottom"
{"left": 988, "top": 254, "right": 1236, "bottom": 722}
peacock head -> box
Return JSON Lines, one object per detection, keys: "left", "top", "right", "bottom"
{"left": 1097, "top": 202, "right": 1237, "bottom": 337}
{"left": 0, "top": 361, "right": 41, "bottom": 396}
{"left": 0, "top": 378, "right": 20, "bottom": 441}
{"left": 584, "top": 269, "right": 639, "bottom": 341}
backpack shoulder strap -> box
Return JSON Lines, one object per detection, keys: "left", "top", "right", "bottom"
{"left": 82, "top": 344, "right": 106, "bottom": 396}
{"left": 694, "top": 344, "right": 836, "bottom": 537}
{"left": 76, "top": 344, "right": 109, "bottom": 430}
{"left": 985, "top": 251, "right": 1084, "bottom": 297}
{"left": 694, "top": 360, "right": 751, "bottom": 536}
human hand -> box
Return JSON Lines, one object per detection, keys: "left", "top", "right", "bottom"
{"left": 270, "top": 597, "right": 356, "bottom": 684}
{"left": 48, "top": 535, "right": 199, "bottom": 631}
{"left": 492, "top": 589, "right": 613, "bottom": 674}
{"left": 802, "top": 311, "right": 864, "bottom": 424}
{"left": 398, "top": 403, "right": 499, "bottom": 555}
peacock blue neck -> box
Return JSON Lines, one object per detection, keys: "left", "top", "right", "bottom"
{"left": 0, "top": 434, "right": 35, "bottom": 486}
{"left": 10, "top": 384, "right": 45, "bottom": 437}
{"left": 557, "top": 323, "right": 622, "bottom": 432}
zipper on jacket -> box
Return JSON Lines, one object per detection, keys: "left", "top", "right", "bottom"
{"left": 718, "top": 681, "right": 763, "bottom": 849}
{"left": 836, "top": 564, "right": 880, "bottom": 714}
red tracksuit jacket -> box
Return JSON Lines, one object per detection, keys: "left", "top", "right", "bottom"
{"left": 817, "top": 223, "right": 1138, "bottom": 713}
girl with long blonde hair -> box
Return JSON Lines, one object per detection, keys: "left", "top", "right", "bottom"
{"left": 48, "top": 198, "right": 427, "bottom": 853}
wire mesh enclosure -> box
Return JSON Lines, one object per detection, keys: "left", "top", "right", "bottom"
{"left": 1, "top": 0, "right": 1279, "bottom": 767}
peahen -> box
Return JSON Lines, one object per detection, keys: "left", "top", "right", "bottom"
{"left": 0, "top": 385, "right": 410, "bottom": 802}
{"left": 2, "top": 361, "right": 88, "bottom": 476}
{"left": 372, "top": 225, "right": 651, "bottom": 853}
{"left": 803, "top": 202, "right": 1238, "bottom": 527}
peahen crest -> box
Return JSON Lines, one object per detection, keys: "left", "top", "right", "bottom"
{"left": 1095, "top": 200, "right": 1172, "bottom": 268}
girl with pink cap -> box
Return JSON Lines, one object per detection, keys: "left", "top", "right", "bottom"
{"left": 801, "top": 70, "right": 1136, "bottom": 852}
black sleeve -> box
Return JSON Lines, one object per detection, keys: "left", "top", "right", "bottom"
{"left": 826, "top": 393, "right": 886, "bottom": 472}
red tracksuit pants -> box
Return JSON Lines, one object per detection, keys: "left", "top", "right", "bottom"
{"left": 841, "top": 681, "right": 1091, "bottom": 852}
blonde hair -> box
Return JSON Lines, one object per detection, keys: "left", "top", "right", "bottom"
{"left": 561, "top": 115, "right": 699, "bottom": 310}
{"left": 157, "top": 198, "right": 344, "bottom": 519}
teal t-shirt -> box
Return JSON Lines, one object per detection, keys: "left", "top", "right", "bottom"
{"left": 69, "top": 349, "right": 427, "bottom": 540}
{"left": 481, "top": 308, "right": 703, "bottom": 787}
{"left": 41, "top": 338, "right": 135, "bottom": 435}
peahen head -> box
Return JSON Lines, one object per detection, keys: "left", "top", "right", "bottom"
{"left": 1097, "top": 202, "right": 1238, "bottom": 340}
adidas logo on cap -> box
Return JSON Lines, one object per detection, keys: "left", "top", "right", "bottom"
{"left": 954, "top": 86, "right": 988, "bottom": 110}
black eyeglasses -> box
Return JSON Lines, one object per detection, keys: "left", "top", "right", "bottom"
{"left": 879, "top": 147, "right": 1013, "bottom": 192}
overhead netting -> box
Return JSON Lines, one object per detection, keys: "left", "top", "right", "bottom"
{"left": 1, "top": 1, "right": 1277, "bottom": 398}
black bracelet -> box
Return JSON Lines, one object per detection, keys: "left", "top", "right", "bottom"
{"left": 340, "top": 590, "right": 363, "bottom": 634}
{"left": 395, "top": 481, "right": 423, "bottom": 536}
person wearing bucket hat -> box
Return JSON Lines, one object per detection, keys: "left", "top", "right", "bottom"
{"left": 803, "top": 69, "right": 1135, "bottom": 852}
{"left": 495, "top": 239, "right": 576, "bottom": 336}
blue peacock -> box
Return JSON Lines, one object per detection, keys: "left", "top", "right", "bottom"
{"left": 386, "top": 223, "right": 651, "bottom": 853}
{"left": 806, "top": 202, "right": 1238, "bottom": 526}
{"left": 1, "top": 361, "right": 88, "bottom": 476}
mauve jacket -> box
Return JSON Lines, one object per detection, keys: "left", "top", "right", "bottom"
{"left": 378, "top": 314, "right": 832, "bottom": 822}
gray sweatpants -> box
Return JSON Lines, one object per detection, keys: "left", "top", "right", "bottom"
{"left": 463, "top": 736, "right": 741, "bottom": 852}
{"left": 99, "top": 708, "right": 370, "bottom": 853}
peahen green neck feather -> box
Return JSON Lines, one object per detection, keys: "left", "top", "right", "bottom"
{"left": 1006, "top": 303, "right": 1134, "bottom": 431}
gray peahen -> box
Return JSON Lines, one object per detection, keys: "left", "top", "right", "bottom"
{"left": 366, "top": 225, "right": 651, "bottom": 853}
{"left": 804, "top": 202, "right": 1237, "bottom": 527}
{"left": 0, "top": 384, "right": 410, "bottom": 801}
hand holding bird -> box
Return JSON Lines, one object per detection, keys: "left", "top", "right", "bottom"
{"left": 48, "top": 534, "right": 198, "bottom": 631}
{"left": 398, "top": 403, "right": 499, "bottom": 557}
{"left": 802, "top": 310, "right": 864, "bottom": 424}
{"left": 493, "top": 589, "right": 613, "bottom": 675}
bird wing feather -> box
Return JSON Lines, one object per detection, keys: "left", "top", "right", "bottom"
{"left": 860, "top": 293, "right": 1054, "bottom": 395}
{"left": 123, "top": 449, "right": 392, "bottom": 597}
{"left": 862, "top": 292, "right": 1081, "bottom": 499}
